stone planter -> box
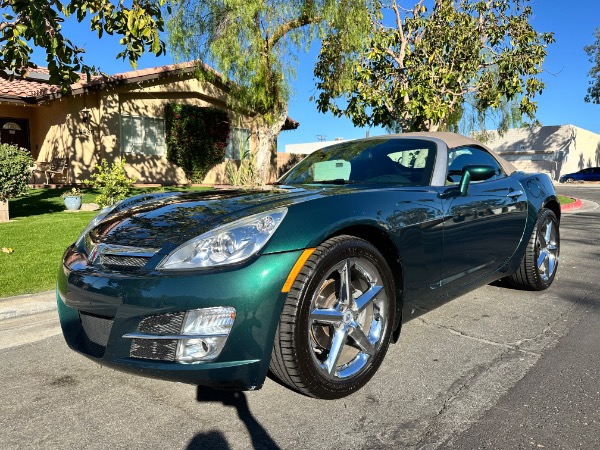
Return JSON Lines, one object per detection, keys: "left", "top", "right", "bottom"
{"left": 63, "top": 196, "right": 83, "bottom": 211}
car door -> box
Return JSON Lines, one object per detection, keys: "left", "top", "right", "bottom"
{"left": 437, "top": 146, "right": 528, "bottom": 292}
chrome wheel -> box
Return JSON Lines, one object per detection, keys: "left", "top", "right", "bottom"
{"left": 308, "top": 258, "right": 388, "bottom": 380}
{"left": 270, "top": 235, "right": 395, "bottom": 399}
{"left": 536, "top": 216, "right": 558, "bottom": 282}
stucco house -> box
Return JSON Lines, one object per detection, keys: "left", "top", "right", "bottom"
{"left": 0, "top": 61, "right": 298, "bottom": 185}
{"left": 486, "top": 125, "right": 600, "bottom": 182}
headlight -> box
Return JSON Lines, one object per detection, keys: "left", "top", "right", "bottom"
{"left": 75, "top": 200, "right": 125, "bottom": 246}
{"left": 157, "top": 208, "right": 287, "bottom": 270}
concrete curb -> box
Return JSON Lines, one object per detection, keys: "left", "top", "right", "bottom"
{"left": 0, "top": 290, "right": 56, "bottom": 322}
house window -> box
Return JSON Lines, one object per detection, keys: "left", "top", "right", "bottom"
{"left": 226, "top": 127, "right": 250, "bottom": 160}
{"left": 121, "top": 116, "right": 166, "bottom": 156}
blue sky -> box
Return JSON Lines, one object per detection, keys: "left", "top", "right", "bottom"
{"left": 30, "top": 1, "right": 600, "bottom": 151}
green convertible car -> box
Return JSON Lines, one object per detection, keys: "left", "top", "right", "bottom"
{"left": 57, "top": 132, "right": 560, "bottom": 399}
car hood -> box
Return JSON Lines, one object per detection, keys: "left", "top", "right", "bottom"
{"left": 87, "top": 186, "right": 327, "bottom": 250}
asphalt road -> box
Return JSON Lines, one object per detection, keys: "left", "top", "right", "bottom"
{"left": 447, "top": 184, "right": 600, "bottom": 449}
{"left": 0, "top": 185, "right": 598, "bottom": 450}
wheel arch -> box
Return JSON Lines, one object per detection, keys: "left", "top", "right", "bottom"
{"left": 328, "top": 224, "right": 404, "bottom": 343}
{"left": 543, "top": 198, "right": 561, "bottom": 223}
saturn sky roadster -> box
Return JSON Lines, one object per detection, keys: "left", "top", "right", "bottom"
{"left": 57, "top": 132, "right": 560, "bottom": 399}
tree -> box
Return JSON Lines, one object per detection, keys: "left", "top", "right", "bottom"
{"left": 167, "top": 0, "right": 373, "bottom": 183}
{"left": 314, "top": 0, "right": 554, "bottom": 133}
{"left": 585, "top": 28, "right": 600, "bottom": 104}
{"left": 0, "top": 144, "right": 33, "bottom": 222}
{"left": 447, "top": 87, "right": 525, "bottom": 142}
{"left": 0, "top": 0, "right": 167, "bottom": 88}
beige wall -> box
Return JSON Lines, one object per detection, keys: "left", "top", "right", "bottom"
{"left": 488, "top": 125, "right": 600, "bottom": 182}
{"left": 3, "top": 72, "right": 261, "bottom": 185}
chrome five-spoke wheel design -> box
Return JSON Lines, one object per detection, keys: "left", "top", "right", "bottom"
{"left": 308, "top": 257, "right": 388, "bottom": 380}
{"left": 270, "top": 235, "right": 395, "bottom": 399}
{"left": 536, "top": 215, "right": 558, "bottom": 283}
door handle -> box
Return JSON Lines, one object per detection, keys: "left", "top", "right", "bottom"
{"left": 507, "top": 190, "right": 524, "bottom": 198}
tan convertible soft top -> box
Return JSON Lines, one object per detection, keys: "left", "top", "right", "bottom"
{"left": 390, "top": 131, "right": 517, "bottom": 176}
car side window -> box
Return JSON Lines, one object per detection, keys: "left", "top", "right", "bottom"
{"left": 446, "top": 146, "right": 504, "bottom": 184}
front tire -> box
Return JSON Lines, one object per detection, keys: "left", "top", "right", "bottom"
{"left": 270, "top": 236, "right": 395, "bottom": 399}
{"left": 506, "top": 208, "right": 559, "bottom": 290}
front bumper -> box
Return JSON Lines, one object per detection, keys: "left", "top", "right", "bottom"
{"left": 57, "top": 250, "right": 303, "bottom": 390}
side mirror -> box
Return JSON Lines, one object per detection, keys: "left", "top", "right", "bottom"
{"left": 440, "top": 165, "right": 497, "bottom": 199}
{"left": 458, "top": 165, "right": 496, "bottom": 195}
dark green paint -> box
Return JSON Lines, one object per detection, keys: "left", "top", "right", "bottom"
{"left": 57, "top": 251, "right": 303, "bottom": 389}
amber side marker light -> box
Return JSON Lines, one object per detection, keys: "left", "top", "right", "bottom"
{"left": 281, "top": 248, "right": 316, "bottom": 293}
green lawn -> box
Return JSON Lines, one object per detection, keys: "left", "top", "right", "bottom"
{"left": 0, "top": 187, "right": 210, "bottom": 298}
{"left": 557, "top": 195, "right": 576, "bottom": 205}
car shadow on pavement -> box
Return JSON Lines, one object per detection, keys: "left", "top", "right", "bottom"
{"left": 186, "top": 387, "right": 281, "bottom": 450}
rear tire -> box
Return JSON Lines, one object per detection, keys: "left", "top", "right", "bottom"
{"left": 270, "top": 236, "right": 395, "bottom": 399}
{"left": 505, "top": 208, "right": 559, "bottom": 290}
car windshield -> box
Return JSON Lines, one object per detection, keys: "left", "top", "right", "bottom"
{"left": 279, "top": 138, "right": 437, "bottom": 186}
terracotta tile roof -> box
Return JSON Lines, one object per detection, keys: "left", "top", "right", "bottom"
{"left": 0, "top": 68, "right": 58, "bottom": 101}
{"left": 68, "top": 61, "right": 217, "bottom": 96}
{"left": 0, "top": 61, "right": 211, "bottom": 103}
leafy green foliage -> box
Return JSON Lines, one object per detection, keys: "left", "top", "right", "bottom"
{"left": 60, "top": 187, "right": 82, "bottom": 198}
{"left": 167, "top": 0, "right": 371, "bottom": 118}
{"left": 447, "top": 90, "right": 525, "bottom": 140}
{"left": 86, "top": 159, "right": 135, "bottom": 208}
{"left": 0, "top": 0, "right": 168, "bottom": 90}
{"left": 164, "top": 103, "right": 230, "bottom": 183}
{"left": 585, "top": 28, "right": 600, "bottom": 104}
{"left": 0, "top": 144, "right": 32, "bottom": 202}
{"left": 315, "top": 0, "right": 554, "bottom": 132}
{"left": 167, "top": 0, "right": 374, "bottom": 184}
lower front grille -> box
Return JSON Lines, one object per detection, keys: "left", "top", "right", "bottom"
{"left": 130, "top": 339, "right": 178, "bottom": 361}
{"left": 79, "top": 312, "right": 113, "bottom": 358}
{"left": 137, "top": 312, "right": 185, "bottom": 335}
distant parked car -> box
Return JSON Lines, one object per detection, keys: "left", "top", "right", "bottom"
{"left": 559, "top": 167, "right": 600, "bottom": 183}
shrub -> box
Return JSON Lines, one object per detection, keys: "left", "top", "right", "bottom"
{"left": 165, "top": 104, "right": 230, "bottom": 183}
{"left": 0, "top": 144, "right": 33, "bottom": 222}
{"left": 60, "top": 187, "right": 82, "bottom": 198}
{"left": 226, "top": 148, "right": 260, "bottom": 186}
{"left": 87, "top": 159, "right": 135, "bottom": 208}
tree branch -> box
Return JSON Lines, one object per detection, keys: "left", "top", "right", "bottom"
{"left": 268, "top": 13, "right": 320, "bottom": 49}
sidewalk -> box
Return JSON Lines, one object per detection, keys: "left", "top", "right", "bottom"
{"left": 0, "top": 290, "right": 60, "bottom": 350}
{"left": 0, "top": 290, "right": 56, "bottom": 320}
